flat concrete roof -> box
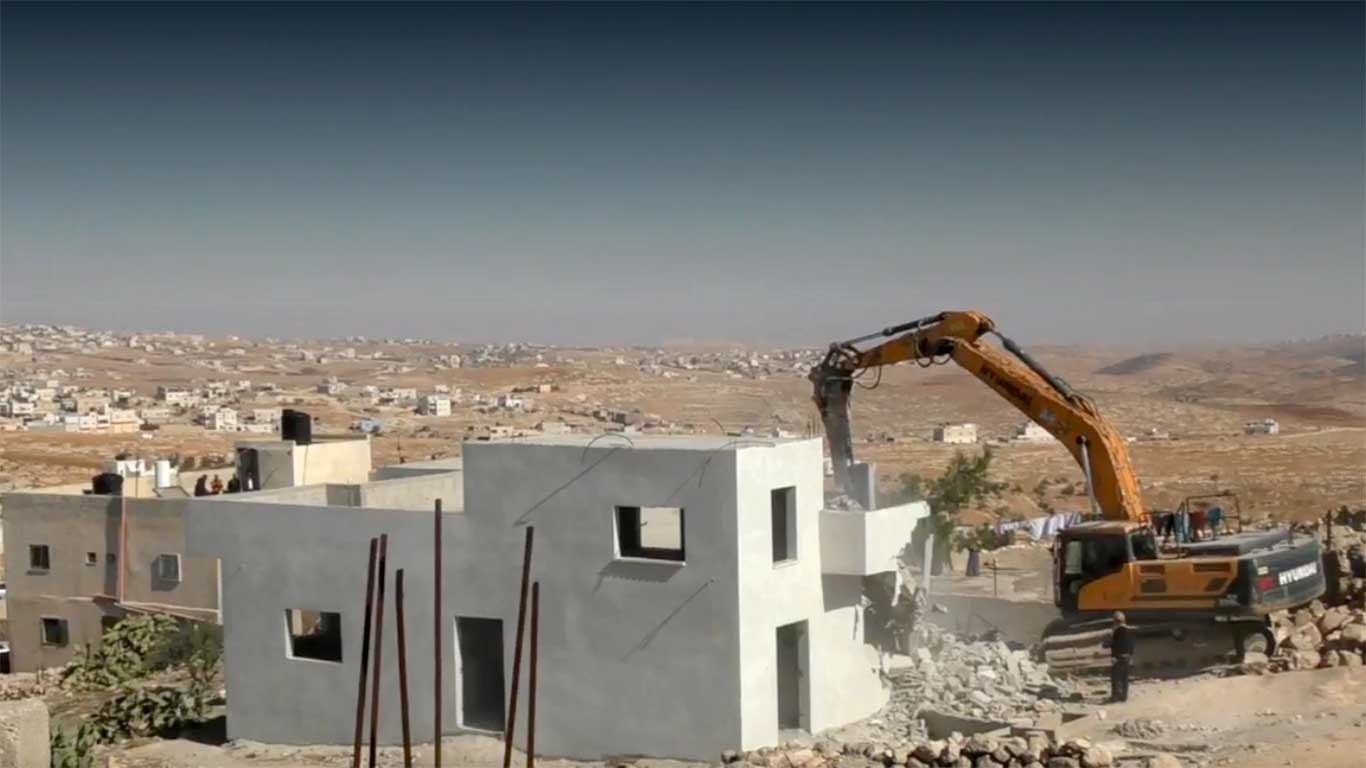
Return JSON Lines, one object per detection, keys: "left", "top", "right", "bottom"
{"left": 477, "top": 434, "right": 813, "bottom": 451}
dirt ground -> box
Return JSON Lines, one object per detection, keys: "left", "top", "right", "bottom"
{"left": 1077, "top": 666, "right": 1366, "bottom": 768}
{"left": 101, "top": 668, "right": 1366, "bottom": 767}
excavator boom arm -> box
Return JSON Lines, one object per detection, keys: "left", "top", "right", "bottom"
{"left": 812, "top": 311, "right": 1145, "bottom": 522}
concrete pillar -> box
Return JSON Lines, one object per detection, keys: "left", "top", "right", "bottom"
{"left": 0, "top": 699, "right": 49, "bottom": 768}
{"left": 849, "top": 462, "right": 876, "bottom": 510}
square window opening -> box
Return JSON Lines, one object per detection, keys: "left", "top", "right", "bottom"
{"left": 29, "top": 545, "right": 50, "bottom": 571}
{"left": 771, "top": 486, "right": 797, "bottom": 563}
{"left": 41, "top": 617, "right": 68, "bottom": 647}
{"left": 286, "top": 609, "right": 343, "bottom": 663}
{"left": 616, "top": 506, "right": 685, "bottom": 562}
{"left": 154, "top": 553, "right": 182, "bottom": 583}
{"left": 85, "top": 552, "right": 99, "bottom": 566}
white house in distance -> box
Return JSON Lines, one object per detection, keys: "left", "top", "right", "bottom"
{"left": 1245, "top": 418, "right": 1280, "bottom": 436}
{"left": 418, "top": 394, "right": 451, "bottom": 417}
{"left": 186, "top": 435, "right": 927, "bottom": 760}
{"left": 1012, "top": 421, "right": 1056, "bottom": 443}
{"left": 933, "top": 423, "right": 977, "bottom": 444}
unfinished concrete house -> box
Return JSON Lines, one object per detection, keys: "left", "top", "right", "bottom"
{"left": 0, "top": 433, "right": 372, "bottom": 671}
{"left": 186, "top": 435, "right": 927, "bottom": 760}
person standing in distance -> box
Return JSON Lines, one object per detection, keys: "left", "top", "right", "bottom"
{"left": 1110, "top": 611, "right": 1135, "bottom": 702}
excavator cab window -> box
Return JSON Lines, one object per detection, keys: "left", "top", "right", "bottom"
{"left": 1130, "top": 530, "right": 1159, "bottom": 561}
{"left": 1081, "top": 535, "right": 1130, "bottom": 580}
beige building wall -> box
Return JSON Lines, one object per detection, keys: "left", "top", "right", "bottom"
{"left": 1, "top": 494, "right": 219, "bottom": 672}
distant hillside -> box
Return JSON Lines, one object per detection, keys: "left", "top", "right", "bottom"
{"left": 1095, "top": 352, "right": 1173, "bottom": 376}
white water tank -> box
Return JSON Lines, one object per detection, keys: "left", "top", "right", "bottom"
{"left": 154, "top": 459, "right": 172, "bottom": 489}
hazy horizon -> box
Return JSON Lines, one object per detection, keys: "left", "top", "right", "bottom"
{"left": 2, "top": 2, "right": 1363, "bottom": 346}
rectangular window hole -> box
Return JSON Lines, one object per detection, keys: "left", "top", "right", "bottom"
{"left": 85, "top": 552, "right": 99, "bottom": 566}
{"left": 29, "top": 545, "right": 50, "bottom": 571}
{"left": 41, "top": 617, "right": 68, "bottom": 647}
{"left": 286, "top": 609, "right": 343, "bottom": 663}
{"left": 154, "top": 553, "right": 182, "bottom": 583}
{"left": 771, "top": 486, "right": 797, "bottom": 563}
{"left": 616, "top": 505, "right": 685, "bottom": 561}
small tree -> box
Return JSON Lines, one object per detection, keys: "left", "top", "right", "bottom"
{"left": 895, "top": 448, "right": 1007, "bottom": 573}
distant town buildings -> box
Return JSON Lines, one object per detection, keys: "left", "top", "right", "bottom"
{"left": 933, "top": 423, "right": 978, "bottom": 444}
{"left": 1245, "top": 418, "right": 1280, "bottom": 436}
{"left": 418, "top": 394, "right": 451, "bottom": 417}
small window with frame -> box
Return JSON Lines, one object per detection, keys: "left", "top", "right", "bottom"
{"left": 40, "top": 617, "right": 68, "bottom": 647}
{"left": 154, "top": 553, "right": 182, "bottom": 583}
{"left": 29, "top": 545, "right": 51, "bottom": 572}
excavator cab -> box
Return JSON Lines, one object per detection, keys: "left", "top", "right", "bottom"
{"left": 1054, "top": 522, "right": 1156, "bottom": 614}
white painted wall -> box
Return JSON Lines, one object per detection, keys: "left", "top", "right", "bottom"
{"left": 187, "top": 436, "right": 913, "bottom": 760}
{"left": 734, "top": 441, "right": 890, "bottom": 750}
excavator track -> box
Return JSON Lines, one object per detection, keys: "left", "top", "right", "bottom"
{"left": 1039, "top": 617, "right": 1274, "bottom": 678}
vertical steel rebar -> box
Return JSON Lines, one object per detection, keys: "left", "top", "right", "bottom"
{"left": 502, "top": 526, "right": 535, "bottom": 768}
{"left": 368, "top": 534, "right": 389, "bottom": 768}
{"left": 396, "top": 568, "right": 412, "bottom": 767}
{"left": 352, "top": 538, "right": 379, "bottom": 768}
{"left": 528, "top": 581, "right": 540, "bottom": 768}
{"left": 434, "top": 499, "right": 443, "bottom": 768}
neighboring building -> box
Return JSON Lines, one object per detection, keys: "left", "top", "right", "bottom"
{"left": 496, "top": 394, "right": 527, "bottom": 411}
{"left": 156, "top": 387, "right": 195, "bottom": 406}
{"left": 933, "top": 423, "right": 977, "bottom": 444}
{"left": 1, "top": 493, "right": 220, "bottom": 671}
{"left": 1, "top": 399, "right": 35, "bottom": 417}
{"left": 187, "top": 435, "right": 926, "bottom": 759}
{"left": 211, "top": 409, "right": 238, "bottom": 432}
{"left": 138, "top": 407, "right": 173, "bottom": 425}
{"left": 1012, "top": 422, "right": 1055, "bottom": 443}
{"left": 418, "top": 394, "right": 451, "bottom": 417}
{"left": 0, "top": 431, "right": 375, "bottom": 672}
{"left": 233, "top": 434, "right": 372, "bottom": 491}
{"left": 1245, "top": 418, "right": 1280, "bottom": 436}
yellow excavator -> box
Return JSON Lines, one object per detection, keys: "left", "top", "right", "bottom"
{"left": 810, "top": 310, "right": 1325, "bottom": 673}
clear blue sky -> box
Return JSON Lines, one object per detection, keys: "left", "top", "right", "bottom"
{"left": 2, "top": 2, "right": 1362, "bottom": 344}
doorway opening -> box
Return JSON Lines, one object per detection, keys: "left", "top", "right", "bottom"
{"left": 455, "top": 617, "right": 506, "bottom": 732}
{"left": 776, "top": 620, "right": 809, "bottom": 732}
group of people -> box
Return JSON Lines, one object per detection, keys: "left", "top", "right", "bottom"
{"left": 192, "top": 473, "right": 241, "bottom": 496}
{"left": 1151, "top": 504, "right": 1225, "bottom": 544}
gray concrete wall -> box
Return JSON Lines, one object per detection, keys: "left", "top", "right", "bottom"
{"left": 188, "top": 437, "right": 749, "bottom": 760}
{"left": 1, "top": 494, "right": 218, "bottom": 671}
{"left": 359, "top": 472, "right": 462, "bottom": 512}
{"left": 924, "top": 593, "right": 1061, "bottom": 646}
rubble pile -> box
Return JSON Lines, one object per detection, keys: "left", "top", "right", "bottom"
{"left": 1267, "top": 599, "right": 1366, "bottom": 671}
{"left": 1324, "top": 507, "right": 1366, "bottom": 608}
{"left": 881, "top": 624, "right": 1075, "bottom": 731}
{"left": 722, "top": 734, "right": 1117, "bottom": 768}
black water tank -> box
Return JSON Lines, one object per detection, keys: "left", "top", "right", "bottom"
{"left": 281, "top": 409, "right": 313, "bottom": 445}
{"left": 91, "top": 472, "right": 124, "bottom": 496}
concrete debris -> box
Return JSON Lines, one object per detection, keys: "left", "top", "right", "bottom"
{"left": 724, "top": 735, "right": 1109, "bottom": 768}
{"left": 825, "top": 493, "right": 866, "bottom": 512}
{"left": 872, "top": 623, "right": 1075, "bottom": 739}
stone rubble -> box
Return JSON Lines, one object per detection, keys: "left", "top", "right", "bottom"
{"left": 1267, "top": 599, "right": 1366, "bottom": 672}
{"left": 841, "top": 623, "right": 1079, "bottom": 745}
{"left": 719, "top": 734, "right": 1117, "bottom": 768}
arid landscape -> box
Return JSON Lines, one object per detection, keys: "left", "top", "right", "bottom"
{"left": 3, "top": 328, "right": 1362, "bottom": 524}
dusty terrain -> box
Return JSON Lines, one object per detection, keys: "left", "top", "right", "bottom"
{"left": 4, "top": 334, "right": 1363, "bottom": 523}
